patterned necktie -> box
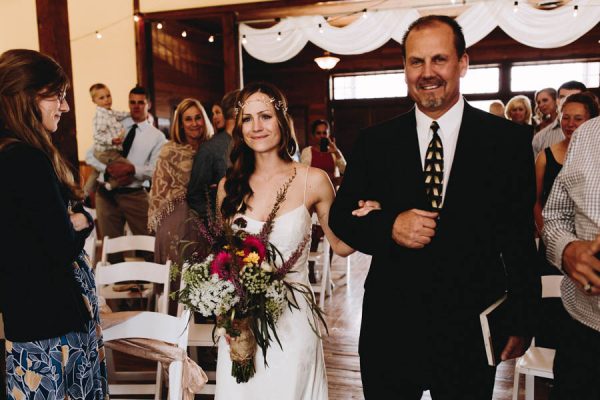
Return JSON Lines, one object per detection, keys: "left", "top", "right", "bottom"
{"left": 121, "top": 124, "right": 137, "bottom": 157}
{"left": 424, "top": 121, "right": 444, "bottom": 211}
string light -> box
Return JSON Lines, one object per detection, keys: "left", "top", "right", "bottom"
{"left": 362, "top": 9, "right": 368, "bottom": 19}
{"left": 573, "top": 5, "right": 579, "bottom": 17}
{"left": 157, "top": 22, "right": 163, "bottom": 30}
{"left": 450, "top": 0, "right": 457, "bottom": 4}
{"left": 95, "top": 31, "right": 102, "bottom": 39}
{"left": 513, "top": 1, "right": 518, "bottom": 13}
{"left": 133, "top": 14, "right": 140, "bottom": 23}
{"left": 276, "top": 31, "right": 282, "bottom": 41}
{"left": 318, "top": 23, "right": 324, "bottom": 34}
{"left": 208, "top": 35, "right": 215, "bottom": 43}
{"left": 181, "top": 30, "right": 187, "bottom": 38}
{"left": 242, "top": 34, "right": 248, "bottom": 44}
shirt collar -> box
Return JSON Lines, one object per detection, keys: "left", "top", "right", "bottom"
{"left": 415, "top": 96, "right": 465, "bottom": 138}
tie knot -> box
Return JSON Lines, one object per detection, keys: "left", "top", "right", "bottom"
{"left": 430, "top": 121, "right": 439, "bottom": 134}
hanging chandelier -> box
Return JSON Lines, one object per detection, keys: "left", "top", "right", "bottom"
{"left": 314, "top": 51, "right": 340, "bottom": 70}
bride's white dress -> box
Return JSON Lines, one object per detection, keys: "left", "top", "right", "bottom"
{"left": 214, "top": 203, "right": 329, "bottom": 400}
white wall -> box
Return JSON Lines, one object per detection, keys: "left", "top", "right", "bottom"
{"left": 140, "top": 0, "right": 274, "bottom": 13}
{"left": 69, "top": 0, "right": 137, "bottom": 159}
{"left": 0, "top": 0, "right": 38, "bottom": 53}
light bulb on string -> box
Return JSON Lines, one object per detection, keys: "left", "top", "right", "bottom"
{"left": 573, "top": 5, "right": 578, "bottom": 17}
{"left": 318, "top": 23, "right": 324, "bottom": 34}
{"left": 208, "top": 35, "right": 215, "bottom": 43}
{"left": 513, "top": 1, "right": 518, "bottom": 13}
{"left": 95, "top": 31, "right": 102, "bottom": 39}
{"left": 362, "top": 9, "right": 368, "bottom": 19}
{"left": 242, "top": 34, "right": 248, "bottom": 44}
{"left": 276, "top": 32, "right": 282, "bottom": 41}
{"left": 133, "top": 14, "right": 140, "bottom": 23}
{"left": 181, "top": 30, "right": 187, "bottom": 38}
{"left": 157, "top": 22, "right": 163, "bottom": 30}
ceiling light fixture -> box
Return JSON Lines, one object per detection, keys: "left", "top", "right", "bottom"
{"left": 314, "top": 51, "right": 340, "bottom": 70}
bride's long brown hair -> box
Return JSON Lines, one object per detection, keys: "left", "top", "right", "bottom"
{"left": 221, "top": 82, "right": 298, "bottom": 219}
{"left": 0, "top": 49, "right": 82, "bottom": 200}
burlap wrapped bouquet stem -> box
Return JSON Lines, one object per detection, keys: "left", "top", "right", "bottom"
{"left": 228, "top": 317, "right": 258, "bottom": 383}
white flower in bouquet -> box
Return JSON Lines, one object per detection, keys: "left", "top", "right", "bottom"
{"left": 189, "top": 274, "right": 240, "bottom": 317}
{"left": 265, "top": 280, "right": 288, "bottom": 321}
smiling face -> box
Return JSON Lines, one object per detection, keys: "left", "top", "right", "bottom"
{"left": 181, "top": 105, "right": 205, "bottom": 142}
{"left": 37, "top": 91, "right": 69, "bottom": 133}
{"left": 404, "top": 22, "right": 468, "bottom": 119}
{"left": 509, "top": 103, "right": 528, "bottom": 124}
{"left": 241, "top": 92, "right": 281, "bottom": 154}
{"left": 560, "top": 102, "right": 590, "bottom": 140}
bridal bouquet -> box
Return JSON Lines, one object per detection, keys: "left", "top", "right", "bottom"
{"left": 174, "top": 173, "right": 326, "bottom": 383}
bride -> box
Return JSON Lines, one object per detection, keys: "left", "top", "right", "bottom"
{"left": 215, "top": 82, "right": 354, "bottom": 399}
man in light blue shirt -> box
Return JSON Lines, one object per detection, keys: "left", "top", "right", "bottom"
{"left": 86, "top": 86, "right": 165, "bottom": 252}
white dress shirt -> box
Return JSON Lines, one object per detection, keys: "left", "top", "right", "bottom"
{"left": 86, "top": 118, "right": 166, "bottom": 188}
{"left": 415, "top": 96, "right": 465, "bottom": 205}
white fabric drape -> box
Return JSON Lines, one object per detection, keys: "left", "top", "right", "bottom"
{"left": 240, "top": 0, "right": 600, "bottom": 63}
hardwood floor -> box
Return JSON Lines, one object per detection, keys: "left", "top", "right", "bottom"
{"left": 321, "top": 252, "right": 552, "bottom": 400}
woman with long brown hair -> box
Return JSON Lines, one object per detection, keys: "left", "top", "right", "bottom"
{"left": 215, "top": 82, "right": 353, "bottom": 399}
{"left": 0, "top": 49, "right": 107, "bottom": 399}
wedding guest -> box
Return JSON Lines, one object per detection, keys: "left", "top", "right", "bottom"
{"left": 149, "top": 98, "right": 213, "bottom": 264}
{"left": 488, "top": 100, "right": 505, "bottom": 118}
{"left": 215, "top": 82, "right": 353, "bottom": 400}
{"left": 188, "top": 89, "right": 238, "bottom": 219}
{"left": 533, "top": 88, "right": 558, "bottom": 133}
{"left": 211, "top": 103, "right": 225, "bottom": 132}
{"left": 0, "top": 49, "right": 107, "bottom": 399}
{"left": 330, "top": 16, "right": 539, "bottom": 399}
{"left": 300, "top": 119, "right": 346, "bottom": 184}
{"left": 532, "top": 81, "right": 586, "bottom": 157}
{"left": 543, "top": 115, "right": 600, "bottom": 400}
{"left": 505, "top": 95, "right": 532, "bottom": 125}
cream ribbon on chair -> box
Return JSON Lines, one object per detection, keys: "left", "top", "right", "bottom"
{"left": 100, "top": 310, "right": 208, "bottom": 400}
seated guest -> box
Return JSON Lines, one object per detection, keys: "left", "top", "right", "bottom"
{"left": 300, "top": 119, "right": 346, "bottom": 183}
{"left": 148, "top": 98, "right": 213, "bottom": 264}
{"left": 505, "top": 95, "right": 532, "bottom": 125}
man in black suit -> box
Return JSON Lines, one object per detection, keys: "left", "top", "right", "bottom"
{"left": 330, "top": 16, "right": 540, "bottom": 399}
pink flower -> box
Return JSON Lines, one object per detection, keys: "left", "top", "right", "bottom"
{"left": 243, "top": 236, "right": 266, "bottom": 262}
{"left": 211, "top": 251, "right": 233, "bottom": 280}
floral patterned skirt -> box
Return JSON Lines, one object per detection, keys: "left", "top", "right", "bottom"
{"left": 4, "top": 253, "right": 109, "bottom": 400}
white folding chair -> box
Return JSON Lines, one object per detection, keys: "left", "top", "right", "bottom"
{"left": 512, "top": 275, "right": 562, "bottom": 400}
{"left": 98, "top": 235, "right": 158, "bottom": 305}
{"left": 309, "top": 235, "right": 333, "bottom": 310}
{"left": 102, "top": 309, "right": 192, "bottom": 400}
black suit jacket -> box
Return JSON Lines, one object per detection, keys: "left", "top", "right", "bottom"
{"left": 330, "top": 103, "right": 540, "bottom": 365}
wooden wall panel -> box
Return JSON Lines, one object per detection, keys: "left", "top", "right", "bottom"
{"left": 36, "top": 0, "right": 80, "bottom": 179}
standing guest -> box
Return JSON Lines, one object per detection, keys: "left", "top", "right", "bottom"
{"left": 533, "top": 92, "right": 598, "bottom": 349}
{"left": 532, "top": 81, "right": 587, "bottom": 157}
{"left": 148, "top": 98, "right": 213, "bottom": 263}
{"left": 211, "top": 103, "right": 225, "bottom": 133}
{"left": 0, "top": 49, "right": 107, "bottom": 399}
{"left": 188, "top": 89, "right": 238, "bottom": 219}
{"left": 505, "top": 95, "right": 532, "bottom": 125}
{"left": 86, "top": 86, "right": 166, "bottom": 262}
{"left": 533, "top": 88, "right": 558, "bottom": 133}
{"left": 330, "top": 16, "right": 540, "bottom": 399}
{"left": 488, "top": 100, "right": 505, "bottom": 118}
{"left": 300, "top": 119, "right": 346, "bottom": 184}
{"left": 543, "top": 116, "right": 600, "bottom": 400}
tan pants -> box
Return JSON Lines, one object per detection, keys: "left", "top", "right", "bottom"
{"left": 95, "top": 187, "right": 151, "bottom": 263}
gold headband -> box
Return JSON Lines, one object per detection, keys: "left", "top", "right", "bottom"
{"left": 234, "top": 97, "right": 288, "bottom": 116}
